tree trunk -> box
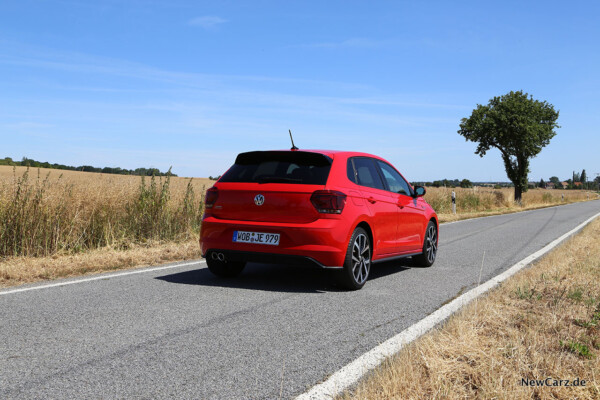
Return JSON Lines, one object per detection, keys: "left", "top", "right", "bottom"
{"left": 514, "top": 185, "right": 523, "bottom": 203}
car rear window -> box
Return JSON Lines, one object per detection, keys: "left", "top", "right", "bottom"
{"left": 219, "top": 151, "right": 332, "bottom": 185}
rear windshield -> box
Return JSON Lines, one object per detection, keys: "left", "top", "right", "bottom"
{"left": 219, "top": 151, "right": 332, "bottom": 185}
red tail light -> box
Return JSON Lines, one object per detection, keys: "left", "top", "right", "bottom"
{"left": 310, "top": 190, "right": 347, "bottom": 214}
{"left": 205, "top": 187, "right": 219, "bottom": 209}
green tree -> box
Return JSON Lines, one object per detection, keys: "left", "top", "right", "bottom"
{"left": 458, "top": 91, "right": 559, "bottom": 202}
{"left": 549, "top": 176, "right": 560, "bottom": 186}
{"left": 581, "top": 169, "right": 587, "bottom": 188}
{"left": 460, "top": 179, "right": 473, "bottom": 188}
{"left": 539, "top": 178, "right": 545, "bottom": 188}
{"left": 566, "top": 178, "right": 573, "bottom": 189}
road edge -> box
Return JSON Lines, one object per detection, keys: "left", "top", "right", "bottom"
{"left": 0, "top": 259, "right": 206, "bottom": 296}
{"left": 296, "top": 211, "right": 600, "bottom": 399}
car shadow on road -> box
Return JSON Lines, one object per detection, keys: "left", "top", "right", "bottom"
{"left": 155, "top": 263, "right": 330, "bottom": 293}
{"left": 370, "top": 258, "right": 413, "bottom": 278}
{"left": 155, "top": 259, "right": 413, "bottom": 293}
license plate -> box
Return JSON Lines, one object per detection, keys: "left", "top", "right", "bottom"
{"left": 232, "top": 231, "right": 280, "bottom": 245}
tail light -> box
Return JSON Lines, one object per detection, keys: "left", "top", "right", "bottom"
{"left": 205, "top": 187, "right": 219, "bottom": 209}
{"left": 310, "top": 190, "right": 347, "bottom": 214}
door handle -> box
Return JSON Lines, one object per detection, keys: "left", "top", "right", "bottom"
{"left": 398, "top": 204, "right": 404, "bottom": 209}
{"left": 367, "top": 197, "right": 377, "bottom": 204}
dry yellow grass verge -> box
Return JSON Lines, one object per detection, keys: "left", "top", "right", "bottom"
{"left": 0, "top": 238, "right": 201, "bottom": 288}
{"left": 341, "top": 218, "right": 600, "bottom": 400}
{"left": 425, "top": 186, "right": 598, "bottom": 223}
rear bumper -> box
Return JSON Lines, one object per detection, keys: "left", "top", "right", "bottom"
{"left": 200, "top": 216, "right": 348, "bottom": 268}
{"left": 207, "top": 249, "right": 337, "bottom": 268}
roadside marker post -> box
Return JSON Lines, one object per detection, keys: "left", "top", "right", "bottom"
{"left": 452, "top": 191, "right": 456, "bottom": 214}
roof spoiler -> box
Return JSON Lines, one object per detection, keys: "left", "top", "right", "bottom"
{"left": 234, "top": 151, "right": 332, "bottom": 166}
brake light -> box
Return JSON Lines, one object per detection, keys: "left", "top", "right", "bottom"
{"left": 205, "top": 187, "right": 219, "bottom": 209}
{"left": 310, "top": 190, "right": 347, "bottom": 214}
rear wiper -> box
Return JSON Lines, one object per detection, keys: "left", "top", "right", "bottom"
{"left": 257, "top": 177, "right": 302, "bottom": 184}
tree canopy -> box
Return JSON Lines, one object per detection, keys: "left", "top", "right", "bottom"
{"left": 460, "top": 179, "right": 473, "bottom": 188}
{"left": 458, "top": 91, "right": 559, "bottom": 201}
{"left": 0, "top": 157, "right": 175, "bottom": 177}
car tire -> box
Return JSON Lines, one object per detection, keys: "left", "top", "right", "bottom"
{"left": 335, "top": 227, "right": 371, "bottom": 290}
{"left": 206, "top": 255, "right": 246, "bottom": 278}
{"left": 413, "top": 221, "right": 438, "bottom": 267}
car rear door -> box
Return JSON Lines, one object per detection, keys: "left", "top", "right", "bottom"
{"left": 375, "top": 160, "right": 425, "bottom": 252}
{"left": 349, "top": 157, "right": 399, "bottom": 256}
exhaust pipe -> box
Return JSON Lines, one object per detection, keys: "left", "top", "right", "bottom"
{"left": 211, "top": 252, "right": 226, "bottom": 261}
{"left": 217, "top": 253, "right": 225, "bottom": 261}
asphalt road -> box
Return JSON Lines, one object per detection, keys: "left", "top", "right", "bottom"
{"left": 2, "top": 200, "right": 599, "bottom": 399}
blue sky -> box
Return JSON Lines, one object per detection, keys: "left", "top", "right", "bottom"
{"left": 1, "top": 0, "right": 599, "bottom": 181}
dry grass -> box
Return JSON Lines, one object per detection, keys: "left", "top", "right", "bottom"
{"left": 0, "top": 238, "right": 201, "bottom": 288}
{"left": 340, "top": 218, "right": 600, "bottom": 400}
{"left": 425, "top": 187, "right": 598, "bottom": 223}
{"left": 0, "top": 166, "right": 213, "bottom": 257}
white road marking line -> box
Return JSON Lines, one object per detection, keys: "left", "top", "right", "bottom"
{"left": 0, "top": 260, "right": 206, "bottom": 296}
{"left": 296, "top": 211, "right": 600, "bottom": 400}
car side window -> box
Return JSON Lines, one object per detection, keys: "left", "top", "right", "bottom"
{"left": 347, "top": 159, "right": 357, "bottom": 183}
{"left": 376, "top": 160, "right": 412, "bottom": 196}
{"left": 352, "top": 157, "right": 386, "bottom": 190}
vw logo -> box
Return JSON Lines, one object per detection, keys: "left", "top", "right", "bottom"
{"left": 254, "top": 194, "right": 265, "bottom": 206}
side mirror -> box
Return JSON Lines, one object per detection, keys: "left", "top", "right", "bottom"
{"left": 414, "top": 186, "right": 426, "bottom": 197}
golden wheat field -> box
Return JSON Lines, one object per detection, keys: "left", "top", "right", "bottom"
{"left": 0, "top": 166, "right": 214, "bottom": 258}
{"left": 0, "top": 166, "right": 214, "bottom": 195}
{"left": 0, "top": 165, "right": 597, "bottom": 286}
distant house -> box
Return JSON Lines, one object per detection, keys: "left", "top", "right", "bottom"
{"left": 574, "top": 182, "right": 583, "bottom": 188}
{"left": 545, "top": 182, "right": 555, "bottom": 189}
{"left": 560, "top": 181, "right": 569, "bottom": 189}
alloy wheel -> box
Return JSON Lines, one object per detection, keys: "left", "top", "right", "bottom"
{"left": 351, "top": 233, "right": 371, "bottom": 284}
{"left": 425, "top": 225, "right": 437, "bottom": 263}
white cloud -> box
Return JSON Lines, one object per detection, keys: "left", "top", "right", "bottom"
{"left": 188, "top": 16, "right": 227, "bottom": 29}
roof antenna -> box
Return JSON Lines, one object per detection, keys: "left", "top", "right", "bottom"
{"left": 289, "top": 129, "right": 299, "bottom": 151}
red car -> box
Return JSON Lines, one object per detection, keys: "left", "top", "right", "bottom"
{"left": 200, "top": 149, "right": 438, "bottom": 290}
